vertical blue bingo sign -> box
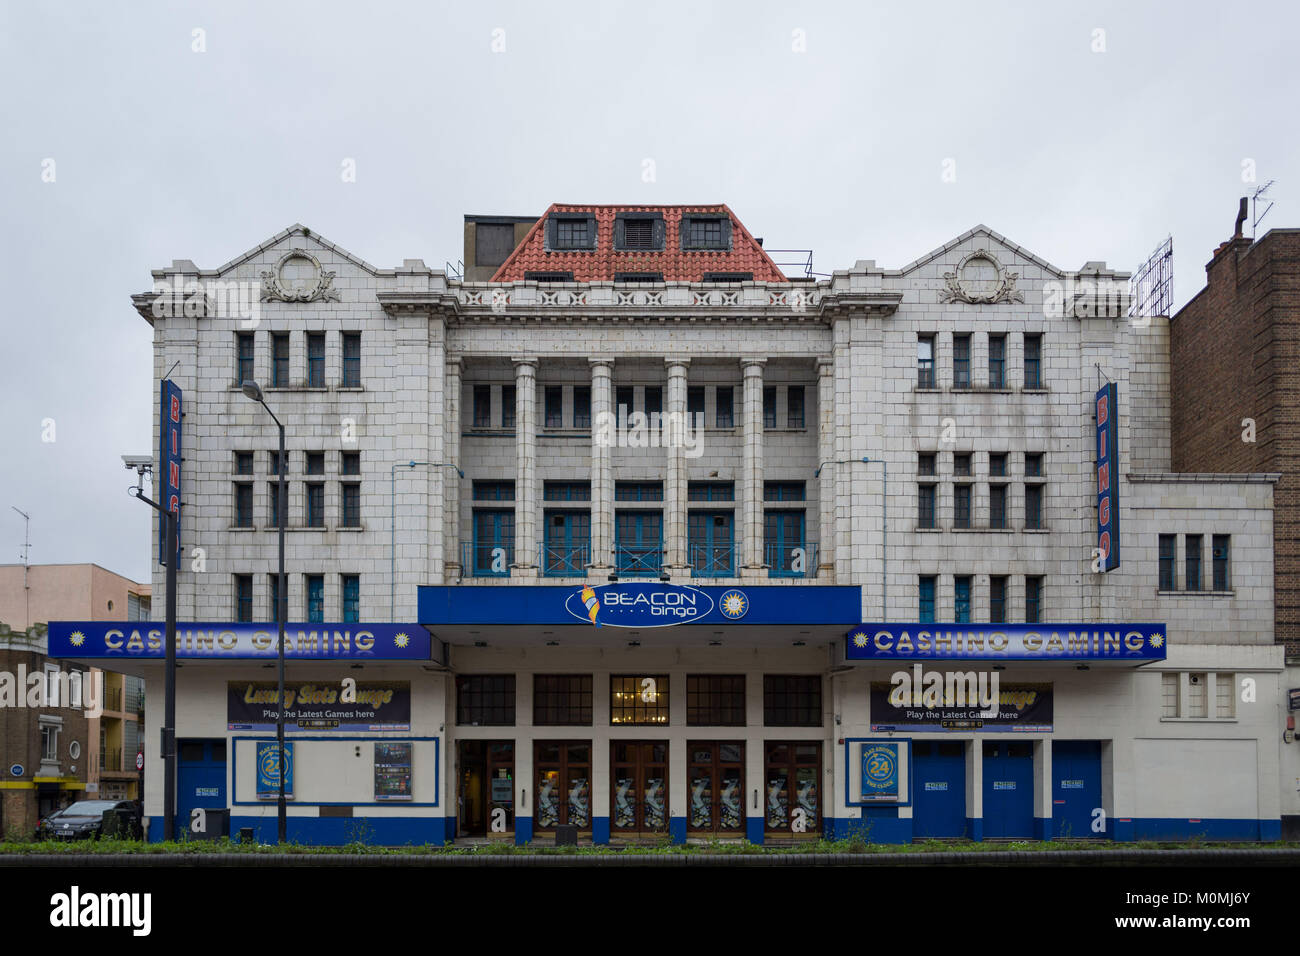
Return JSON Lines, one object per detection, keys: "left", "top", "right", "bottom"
{"left": 159, "top": 379, "right": 182, "bottom": 567}
{"left": 1095, "top": 382, "right": 1120, "bottom": 571}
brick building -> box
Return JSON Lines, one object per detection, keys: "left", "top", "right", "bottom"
{"left": 1170, "top": 201, "right": 1300, "bottom": 659}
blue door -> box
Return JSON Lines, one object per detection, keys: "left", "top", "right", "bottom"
{"left": 688, "top": 512, "right": 733, "bottom": 576}
{"left": 983, "top": 741, "right": 1034, "bottom": 839}
{"left": 473, "top": 509, "right": 514, "bottom": 576}
{"left": 615, "top": 511, "right": 662, "bottom": 575}
{"left": 911, "top": 741, "right": 966, "bottom": 839}
{"left": 764, "top": 510, "right": 805, "bottom": 576}
{"left": 544, "top": 510, "right": 590, "bottom": 575}
{"left": 1052, "top": 740, "right": 1102, "bottom": 839}
{"left": 177, "top": 738, "right": 227, "bottom": 837}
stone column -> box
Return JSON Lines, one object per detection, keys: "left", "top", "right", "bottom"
{"left": 817, "top": 357, "right": 836, "bottom": 579}
{"left": 444, "top": 356, "right": 463, "bottom": 577}
{"left": 589, "top": 359, "right": 614, "bottom": 573}
{"left": 664, "top": 358, "right": 690, "bottom": 577}
{"left": 512, "top": 356, "right": 539, "bottom": 575}
{"left": 740, "top": 357, "right": 767, "bottom": 576}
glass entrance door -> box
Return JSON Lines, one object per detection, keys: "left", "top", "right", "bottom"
{"left": 764, "top": 741, "right": 821, "bottom": 837}
{"left": 534, "top": 741, "right": 591, "bottom": 835}
{"left": 610, "top": 741, "right": 669, "bottom": 839}
{"left": 687, "top": 741, "right": 744, "bottom": 835}
{"left": 459, "top": 740, "right": 515, "bottom": 837}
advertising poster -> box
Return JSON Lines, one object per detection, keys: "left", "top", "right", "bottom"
{"left": 870, "top": 682, "right": 1054, "bottom": 732}
{"left": 860, "top": 743, "right": 900, "bottom": 801}
{"left": 256, "top": 741, "right": 293, "bottom": 799}
{"left": 374, "top": 742, "right": 413, "bottom": 801}
{"left": 228, "top": 681, "right": 410, "bottom": 731}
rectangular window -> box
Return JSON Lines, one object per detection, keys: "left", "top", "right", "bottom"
{"left": 1025, "top": 576, "right": 1042, "bottom": 624}
{"left": 544, "top": 386, "right": 563, "bottom": 428}
{"left": 472, "top": 481, "right": 515, "bottom": 501}
{"left": 786, "top": 386, "right": 804, "bottom": 428}
{"left": 616, "top": 386, "right": 634, "bottom": 424}
{"left": 990, "top": 485, "right": 1007, "bottom": 529}
{"left": 954, "top": 453, "right": 972, "bottom": 477}
{"left": 341, "top": 483, "right": 361, "bottom": 527}
{"left": 644, "top": 386, "right": 662, "bottom": 418}
{"left": 1025, "top": 453, "right": 1043, "bottom": 477}
{"left": 1159, "top": 535, "right": 1176, "bottom": 590}
{"left": 763, "top": 676, "right": 821, "bottom": 727}
{"left": 919, "top": 575, "right": 936, "bottom": 622}
{"left": 918, "top": 336, "right": 936, "bottom": 388}
{"left": 341, "top": 574, "right": 359, "bottom": 623}
{"left": 989, "top": 453, "right": 1007, "bottom": 477}
{"left": 502, "top": 385, "right": 515, "bottom": 428}
{"left": 306, "top": 452, "right": 324, "bottom": 475}
{"left": 543, "top": 482, "right": 591, "bottom": 501}
{"left": 268, "top": 573, "right": 287, "bottom": 623}
{"left": 918, "top": 485, "right": 936, "bottom": 529}
{"left": 306, "top": 574, "right": 324, "bottom": 623}
{"left": 1187, "top": 673, "right": 1208, "bottom": 718}
{"left": 618, "top": 216, "right": 658, "bottom": 251}
{"left": 307, "top": 332, "right": 325, "bottom": 387}
{"left": 268, "top": 482, "right": 283, "bottom": 528}
{"left": 234, "top": 483, "right": 254, "bottom": 528}
{"left": 236, "top": 332, "right": 255, "bottom": 387}
{"left": 715, "top": 386, "right": 734, "bottom": 428}
{"left": 341, "top": 452, "right": 360, "bottom": 475}
{"left": 544, "top": 510, "right": 591, "bottom": 575}
{"left": 573, "top": 386, "right": 591, "bottom": 428}
{"left": 473, "top": 509, "right": 515, "bottom": 575}
{"left": 1213, "top": 535, "right": 1230, "bottom": 591}
{"left": 306, "top": 483, "right": 325, "bottom": 527}
{"left": 684, "top": 217, "right": 727, "bottom": 249}
{"left": 1025, "top": 485, "right": 1043, "bottom": 530}
{"left": 763, "top": 481, "right": 806, "bottom": 502}
{"left": 688, "top": 386, "right": 705, "bottom": 424}
{"left": 953, "top": 335, "right": 971, "bottom": 388}
{"left": 954, "top": 484, "right": 972, "bottom": 528}
{"left": 235, "top": 451, "right": 254, "bottom": 475}
{"left": 954, "top": 576, "right": 972, "bottom": 623}
{"left": 272, "top": 333, "right": 289, "bottom": 387}
{"left": 688, "top": 511, "right": 733, "bottom": 576}
{"left": 1024, "top": 335, "right": 1042, "bottom": 388}
{"left": 688, "top": 481, "right": 734, "bottom": 502}
{"left": 990, "top": 575, "right": 1007, "bottom": 623}
{"left": 533, "top": 675, "right": 593, "bottom": 726}
{"left": 610, "top": 675, "right": 670, "bottom": 725}
{"left": 473, "top": 385, "right": 491, "bottom": 428}
{"left": 457, "top": 675, "right": 517, "bottom": 726}
{"left": 988, "top": 335, "right": 1006, "bottom": 388}
{"left": 553, "top": 217, "right": 592, "bottom": 250}
{"left": 686, "top": 675, "right": 746, "bottom": 726}
{"left": 615, "top": 481, "right": 663, "bottom": 502}
{"left": 41, "top": 724, "right": 58, "bottom": 762}
{"left": 764, "top": 510, "right": 805, "bottom": 576}
{"left": 1161, "top": 672, "right": 1179, "bottom": 717}
{"left": 341, "top": 333, "right": 361, "bottom": 387}
{"left": 1216, "top": 673, "right": 1235, "bottom": 717}
{"left": 235, "top": 574, "right": 253, "bottom": 623}
{"left": 1186, "top": 535, "right": 1203, "bottom": 591}
{"left": 918, "top": 453, "right": 936, "bottom": 477}
{"left": 763, "top": 387, "right": 776, "bottom": 428}
{"left": 615, "top": 510, "right": 663, "bottom": 575}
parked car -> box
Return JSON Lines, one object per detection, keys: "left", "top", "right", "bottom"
{"left": 36, "top": 800, "right": 140, "bottom": 841}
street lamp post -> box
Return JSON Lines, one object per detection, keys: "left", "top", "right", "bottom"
{"left": 241, "top": 380, "right": 287, "bottom": 843}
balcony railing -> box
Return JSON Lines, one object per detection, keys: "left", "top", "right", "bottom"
{"left": 463, "top": 541, "right": 513, "bottom": 578}
{"left": 615, "top": 546, "right": 663, "bottom": 576}
{"left": 541, "top": 543, "right": 590, "bottom": 577}
{"left": 689, "top": 544, "right": 735, "bottom": 578}
{"left": 765, "top": 542, "right": 818, "bottom": 578}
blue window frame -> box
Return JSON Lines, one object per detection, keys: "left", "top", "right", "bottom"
{"left": 919, "top": 576, "right": 936, "bottom": 622}
{"left": 787, "top": 386, "right": 804, "bottom": 428}
{"left": 237, "top": 333, "right": 254, "bottom": 386}
{"left": 544, "top": 482, "right": 591, "bottom": 501}
{"left": 272, "top": 333, "right": 289, "bottom": 387}
{"left": 235, "top": 574, "right": 253, "bottom": 623}
{"left": 1025, "top": 576, "right": 1042, "bottom": 623}
{"left": 573, "top": 387, "right": 591, "bottom": 428}
{"left": 716, "top": 387, "right": 734, "bottom": 428}
{"left": 473, "top": 385, "right": 491, "bottom": 427}
{"left": 954, "top": 576, "right": 971, "bottom": 623}
{"left": 306, "top": 575, "right": 324, "bottom": 623}
{"left": 763, "top": 386, "right": 776, "bottom": 428}
{"left": 307, "top": 333, "right": 325, "bottom": 387}
{"left": 342, "top": 574, "right": 359, "bottom": 623}
{"left": 473, "top": 510, "right": 515, "bottom": 576}
{"left": 688, "top": 481, "right": 734, "bottom": 502}
{"left": 544, "top": 510, "right": 590, "bottom": 576}
{"left": 615, "top": 511, "right": 662, "bottom": 575}
{"left": 341, "top": 333, "right": 361, "bottom": 387}
{"left": 545, "top": 386, "right": 563, "bottom": 428}
{"left": 764, "top": 510, "right": 805, "bottom": 577}
{"left": 764, "top": 481, "right": 806, "bottom": 502}
{"left": 472, "top": 481, "right": 515, "bottom": 501}
{"left": 615, "top": 481, "right": 663, "bottom": 502}
{"left": 688, "top": 512, "right": 733, "bottom": 577}
{"left": 502, "top": 385, "right": 515, "bottom": 429}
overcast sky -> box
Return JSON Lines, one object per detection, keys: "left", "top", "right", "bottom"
{"left": 2, "top": 0, "right": 1296, "bottom": 586}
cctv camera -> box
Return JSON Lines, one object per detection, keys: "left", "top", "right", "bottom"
{"left": 122, "top": 455, "right": 153, "bottom": 471}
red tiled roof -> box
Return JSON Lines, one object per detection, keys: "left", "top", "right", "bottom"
{"left": 490, "top": 203, "right": 788, "bottom": 283}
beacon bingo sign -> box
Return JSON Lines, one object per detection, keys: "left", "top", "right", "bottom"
{"left": 1095, "top": 382, "right": 1120, "bottom": 571}
{"left": 565, "top": 583, "right": 715, "bottom": 628}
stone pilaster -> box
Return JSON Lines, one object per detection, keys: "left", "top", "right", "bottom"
{"left": 512, "top": 356, "right": 539, "bottom": 574}
{"left": 589, "top": 359, "right": 614, "bottom": 573}
{"left": 817, "top": 357, "right": 836, "bottom": 579}
{"left": 664, "top": 358, "right": 690, "bottom": 577}
{"left": 740, "top": 357, "right": 766, "bottom": 577}
{"left": 444, "top": 356, "right": 463, "bottom": 577}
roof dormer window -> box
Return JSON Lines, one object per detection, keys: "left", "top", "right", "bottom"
{"left": 546, "top": 213, "right": 598, "bottom": 251}
{"left": 614, "top": 212, "right": 665, "bottom": 251}
{"left": 681, "top": 214, "right": 731, "bottom": 251}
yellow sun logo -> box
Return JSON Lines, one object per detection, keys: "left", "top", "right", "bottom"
{"left": 1149, "top": 633, "right": 1164, "bottom": 648}
{"left": 719, "top": 591, "right": 748, "bottom": 619}
{"left": 69, "top": 631, "right": 85, "bottom": 647}
{"left": 394, "top": 632, "right": 409, "bottom": 648}
{"left": 852, "top": 632, "right": 867, "bottom": 647}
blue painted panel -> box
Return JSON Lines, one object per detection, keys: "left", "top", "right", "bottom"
{"left": 593, "top": 816, "right": 610, "bottom": 844}
{"left": 966, "top": 816, "right": 983, "bottom": 842}
{"left": 912, "top": 743, "right": 966, "bottom": 838}
{"left": 150, "top": 815, "right": 445, "bottom": 845}
{"left": 828, "top": 809, "right": 912, "bottom": 844}
{"left": 445, "top": 816, "right": 457, "bottom": 843}
{"left": 983, "top": 742, "right": 1034, "bottom": 839}
{"left": 746, "top": 816, "right": 764, "bottom": 844}
{"left": 176, "top": 738, "right": 227, "bottom": 838}
{"left": 516, "top": 815, "right": 533, "bottom": 845}
{"left": 1129, "top": 818, "right": 1271, "bottom": 841}
{"left": 1052, "top": 740, "right": 1102, "bottom": 839}
{"left": 669, "top": 816, "right": 686, "bottom": 844}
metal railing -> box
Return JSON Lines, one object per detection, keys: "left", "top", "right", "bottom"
{"left": 765, "top": 542, "right": 818, "bottom": 578}
{"left": 541, "top": 543, "right": 590, "bottom": 577}
{"left": 689, "top": 544, "right": 735, "bottom": 578}
{"left": 462, "top": 541, "right": 513, "bottom": 577}
{"left": 614, "top": 546, "right": 663, "bottom": 576}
